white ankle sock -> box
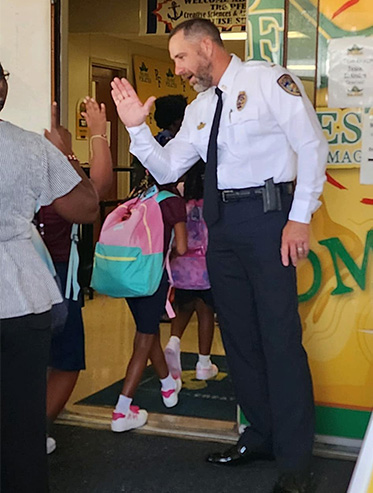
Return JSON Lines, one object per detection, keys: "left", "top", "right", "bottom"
{"left": 115, "top": 394, "right": 132, "bottom": 415}
{"left": 160, "top": 373, "right": 176, "bottom": 390}
{"left": 168, "top": 335, "right": 180, "bottom": 347}
{"left": 198, "top": 354, "right": 211, "bottom": 368}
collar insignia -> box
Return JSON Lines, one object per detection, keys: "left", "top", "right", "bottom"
{"left": 236, "top": 91, "right": 247, "bottom": 111}
{"left": 277, "top": 74, "right": 301, "bottom": 96}
{"left": 197, "top": 122, "right": 206, "bottom": 130}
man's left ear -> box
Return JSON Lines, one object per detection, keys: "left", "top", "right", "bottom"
{"left": 200, "top": 37, "right": 213, "bottom": 57}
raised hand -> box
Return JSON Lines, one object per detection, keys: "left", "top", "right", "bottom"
{"left": 81, "top": 97, "right": 107, "bottom": 136}
{"left": 111, "top": 77, "right": 155, "bottom": 128}
{"left": 44, "top": 101, "right": 73, "bottom": 156}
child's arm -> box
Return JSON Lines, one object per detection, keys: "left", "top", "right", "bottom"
{"left": 173, "top": 221, "right": 188, "bottom": 256}
{"left": 82, "top": 97, "right": 113, "bottom": 200}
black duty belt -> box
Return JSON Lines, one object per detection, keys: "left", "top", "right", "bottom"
{"left": 220, "top": 181, "right": 294, "bottom": 203}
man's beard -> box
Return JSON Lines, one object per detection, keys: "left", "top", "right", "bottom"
{"left": 191, "top": 58, "right": 213, "bottom": 93}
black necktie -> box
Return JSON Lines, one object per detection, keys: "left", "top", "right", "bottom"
{"left": 203, "top": 87, "right": 223, "bottom": 227}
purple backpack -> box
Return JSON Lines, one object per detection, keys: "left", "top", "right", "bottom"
{"left": 171, "top": 199, "right": 210, "bottom": 290}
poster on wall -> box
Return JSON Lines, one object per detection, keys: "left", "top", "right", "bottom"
{"left": 317, "top": 108, "right": 363, "bottom": 168}
{"left": 140, "top": 0, "right": 247, "bottom": 35}
{"left": 133, "top": 55, "right": 196, "bottom": 135}
{"left": 327, "top": 36, "right": 373, "bottom": 108}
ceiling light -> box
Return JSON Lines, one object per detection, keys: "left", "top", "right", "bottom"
{"left": 288, "top": 31, "right": 310, "bottom": 39}
{"left": 220, "top": 32, "right": 247, "bottom": 40}
{"left": 287, "top": 64, "right": 316, "bottom": 70}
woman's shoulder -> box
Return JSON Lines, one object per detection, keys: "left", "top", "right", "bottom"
{"left": 1, "top": 120, "right": 43, "bottom": 141}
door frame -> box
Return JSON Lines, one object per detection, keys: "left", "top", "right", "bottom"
{"left": 89, "top": 58, "right": 130, "bottom": 168}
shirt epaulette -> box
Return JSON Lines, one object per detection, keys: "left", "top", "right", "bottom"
{"left": 243, "top": 60, "right": 272, "bottom": 69}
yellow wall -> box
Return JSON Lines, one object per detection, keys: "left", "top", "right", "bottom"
{"left": 68, "top": 33, "right": 171, "bottom": 164}
{"left": 298, "top": 167, "right": 373, "bottom": 410}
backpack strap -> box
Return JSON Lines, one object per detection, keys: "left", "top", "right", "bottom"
{"left": 155, "top": 190, "right": 177, "bottom": 203}
{"left": 165, "top": 292, "right": 175, "bottom": 318}
{"left": 151, "top": 187, "right": 177, "bottom": 317}
{"left": 65, "top": 224, "right": 80, "bottom": 301}
{"left": 141, "top": 184, "right": 158, "bottom": 200}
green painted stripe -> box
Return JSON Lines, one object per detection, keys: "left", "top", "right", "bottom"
{"left": 315, "top": 405, "right": 371, "bottom": 439}
{"left": 238, "top": 406, "right": 371, "bottom": 439}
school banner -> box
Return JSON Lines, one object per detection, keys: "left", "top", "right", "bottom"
{"left": 141, "top": 0, "right": 248, "bottom": 35}
{"left": 132, "top": 55, "right": 197, "bottom": 135}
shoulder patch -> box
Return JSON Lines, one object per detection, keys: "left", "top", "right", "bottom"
{"left": 277, "top": 74, "right": 301, "bottom": 96}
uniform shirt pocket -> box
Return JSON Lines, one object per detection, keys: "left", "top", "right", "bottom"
{"left": 224, "top": 106, "right": 261, "bottom": 157}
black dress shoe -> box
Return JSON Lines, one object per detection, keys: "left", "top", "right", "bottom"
{"left": 272, "top": 472, "right": 316, "bottom": 493}
{"left": 206, "top": 443, "right": 275, "bottom": 466}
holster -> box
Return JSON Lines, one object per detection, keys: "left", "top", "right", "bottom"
{"left": 262, "top": 177, "right": 282, "bottom": 212}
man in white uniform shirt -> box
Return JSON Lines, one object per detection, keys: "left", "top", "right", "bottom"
{"left": 111, "top": 19, "right": 328, "bottom": 493}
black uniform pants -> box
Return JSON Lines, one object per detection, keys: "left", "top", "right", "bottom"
{"left": 206, "top": 194, "right": 314, "bottom": 474}
{"left": 1, "top": 311, "right": 51, "bottom": 493}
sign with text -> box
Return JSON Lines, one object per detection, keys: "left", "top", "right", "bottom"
{"left": 142, "top": 0, "right": 247, "bottom": 34}
{"left": 317, "top": 108, "right": 363, "bottom": 168}
{"left": 328, "top": 36, "right": 373, "bottom": 108}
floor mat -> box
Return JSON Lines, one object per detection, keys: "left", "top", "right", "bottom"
{"left": 77, "top": 353, "right": 237, "bottom": 421}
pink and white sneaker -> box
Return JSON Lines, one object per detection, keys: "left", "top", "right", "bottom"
{"left": 164, "top": 338, "right": 182, "bottom": 379}
{"left": 161, "top": 378, "right": 182, "bottom": 408}
{"left": 111, "top": 405, "right": 148, "bottom": 433}
{"left": 196, "top": 362, "right": 219, "bottom": 380}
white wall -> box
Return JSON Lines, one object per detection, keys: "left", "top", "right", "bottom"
{"left": 0, "top": 0, "right": 51, "bottom": 133}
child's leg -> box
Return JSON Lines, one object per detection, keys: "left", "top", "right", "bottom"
{"left": 195, "top": 298, "right": 215, "bottom": 355}
{"left": 170, "top": 299, "right": 196, "bottom": 339}
{"left": 150, "top": 333, "right": 182, "bottom": 408}
{"left": 195, "top": 298, "right": 219, "bottom": 380}
{"left": 165, "top": 299, "right": 195, "bottom": 379}
{"left": 111, "top": 332, "right": 154, "bottom": 433}
{"left": 121, "top": 332, "right": 156, "bottom": 398}
{"left": 149, "top": 331, "right": 168, "bottom": 380}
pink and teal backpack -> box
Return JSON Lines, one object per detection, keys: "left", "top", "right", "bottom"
{"left": 91, "top": 185, "right": 175, "bottom": 298}
{"left": 170, "top": 198, "right": 210, "bottom": 290}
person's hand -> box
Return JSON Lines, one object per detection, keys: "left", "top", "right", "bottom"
{"left": 44, "top": 102, "right": 73, "bottom": 156}
{"left": 81, "top": 97, "right": 107, "bottom": 136}
{"left": 281, "top": 220, "right": 310, "bottom": 267}
{"left": 111, "top": 77, "right": 155, "bottom": 127}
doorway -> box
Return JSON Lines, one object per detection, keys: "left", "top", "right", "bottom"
{"left": 91, "top": 64, "right": 127, "bottom": 199}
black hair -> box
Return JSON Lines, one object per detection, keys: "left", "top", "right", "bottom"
{"left": 128, "top": 168, "right": 179, "bottom": 202}
{"left": 183, "top": 160, "right": 205, "bottom": 202}
{"left": 169, "top": 19, "right": 224, "bottom": 48}
{"left": 154, "top": 94, "right": 187, "bottom": 131}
